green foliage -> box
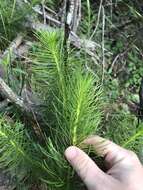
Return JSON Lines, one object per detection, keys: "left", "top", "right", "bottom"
{"left": 104, "top": 110, "right": 143, "bottom": 155}
{"left": 0, "top": 116, "right": 38, "bottom": 184}
{"left": 0, "top": 0, "right": 38, "bottom": 49}
{"left": 104, "top": 77, "right": 120, "bottom": 102}
{"left": 0, "top": 30, "right": 103, "bottom": 189}
{"left": 30, "top": 30, "right": 102, "bottom": 188}
{"left": 80, "top": 0, "right": 97, "bottom": 37}
{"left": 126, "top": 49, "right": 143, "bottom": 88}
{"left": 45, "top": 0, "right": 62, "bottom": 10}
{"left": 32, "top": 30, "right": 102, "bottom": 145}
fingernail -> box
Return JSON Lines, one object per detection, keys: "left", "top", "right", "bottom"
{"left": 65, "top": 146, "right": 78, "bottom": 160}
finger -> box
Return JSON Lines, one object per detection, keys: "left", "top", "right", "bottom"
{"left": 84, "top": 136, "right": 130, "bottom": 167}
{"left": 65, "top": 146, "right": 107, "bottom": 190}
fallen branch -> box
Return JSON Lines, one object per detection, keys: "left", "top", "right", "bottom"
{"left": 0, "top": 35, "right": 32, "bottom": 66}
{"left": 33, "top": 5, "right": 61, "bottom": 26}
{"left": 0, "top": 77, "right": 26, "bottom": 110}
{"left": 0, "top": 35, "right": 23, "bottom": 65}
{"left": 0, "top": 77, "right": 45, "bottom": 141}
{"left": 25, "top": 2, "right": 112, "bottom": 59}
{"left": 30, "top": 20, "right": 110, "bottom": 61}
{"left": 0, "top": 99, "right": 9, "bottom": 111}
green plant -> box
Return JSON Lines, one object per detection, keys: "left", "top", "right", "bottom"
{"left": 103, "top": 109, "right": 143, "bottom": 155}
{"left": 1, "top": 1, "right": 143, "bottom": 189}
{"left": 0, "top": 30, "right": 103, "bottom": 189}
{"left": 0, "top": 0, "right": 38, "bottom": 49}
{"left": 0, "top": 116, "right": 42, "bottom": 188}
{"left": 31, "top": 30, "right": 102, "bottom": 188}
{"left": 126, "top": 49, "right": 143, "bottom": 89}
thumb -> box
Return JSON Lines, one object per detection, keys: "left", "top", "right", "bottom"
{"left": 65, "top": 146, "right": 107, "bottom": 190}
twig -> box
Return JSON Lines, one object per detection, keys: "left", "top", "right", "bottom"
{"left": 101, "top": 6, "right": 105, "bottom": 84}
{"left": 44, "top": 5, "right": 57, "bottom": 16}
{"left": 90, "top": 0, "right": 103, "bottom": 40}
{"left": 32, "top": 5, "right": 61, "bottom": 26}
{"left": 42, "top": 0, "right": 46, "bottom": 25}
{"left": 110, "top": 54, "right": 120, "bottom": 71}
{"left": 109, "top": 42, "right": 134, "bottom": 72}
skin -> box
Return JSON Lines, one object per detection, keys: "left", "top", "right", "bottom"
{"left": 65, "top": 136, "right": 143, "bottom": 190}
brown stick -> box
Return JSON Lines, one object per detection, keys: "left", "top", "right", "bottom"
{"left": 0, "top": 77, "right": 26, "bottom": 110}
{"left": 0, "top": 77, "right": 46, "bottom": 141}
{"left": 0, "top": 35, "right": 23, "bottom": 65}
{"left": 32, "top": 6, "right": 61, "bottom": 26}
{"left": 27, "top": 3, "right": 110, "bottom": 57}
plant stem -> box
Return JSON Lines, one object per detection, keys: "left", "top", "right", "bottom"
{"left": 73, "top": 88, "right": 82, "bottom": 145}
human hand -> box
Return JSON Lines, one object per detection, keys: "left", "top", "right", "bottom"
{"left": 65, "top": 136, "right": 143, "bottom": 190}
